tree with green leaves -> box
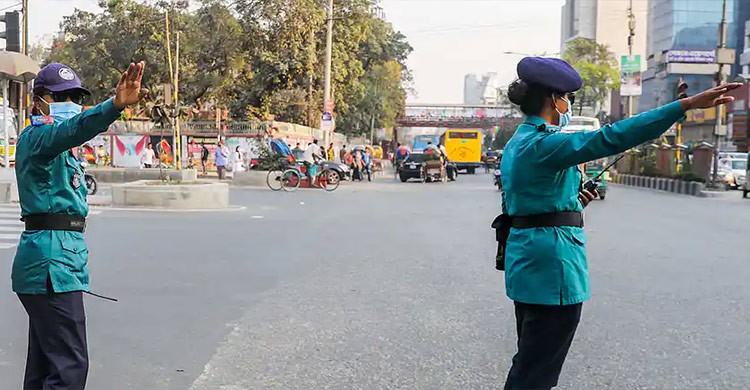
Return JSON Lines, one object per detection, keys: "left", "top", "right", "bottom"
{"left": 45, "top": 0, "right": 412, "bottom": 136}
{"left": 562, "top": 38, "right": 620, "bottom": 116}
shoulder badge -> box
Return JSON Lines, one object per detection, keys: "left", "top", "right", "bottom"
{"left": 31, "top": 116, "right": 54, "bottom": 126}
{"left": 71, "top": 171, "right": 82, "bottom": 189}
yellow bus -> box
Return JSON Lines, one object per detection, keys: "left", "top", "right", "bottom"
{"left": 440, "top": 129, "right": 482, "bottom": 174}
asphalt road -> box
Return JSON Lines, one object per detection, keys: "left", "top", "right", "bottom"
{"left": 1, "top": 174, "right": 749, "bottom": 389}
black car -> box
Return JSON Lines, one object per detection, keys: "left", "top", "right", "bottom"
{"left": 321, "top": 161, "right": 351, "bottom": 181}
{"left": 399, "top": 153, "right": 427, "bottom": 182}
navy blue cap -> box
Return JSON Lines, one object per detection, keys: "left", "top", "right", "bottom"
{"left": 517, "top": 57, "right": 582, "bottom": 93}
{"left": 33, "top": 63, "right": 91, "bottom": 95}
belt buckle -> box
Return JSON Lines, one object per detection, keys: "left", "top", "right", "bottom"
{"left": 70, "top": 219, "right": 86, "bottom": 232}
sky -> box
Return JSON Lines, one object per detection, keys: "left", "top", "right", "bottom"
{"left": 2, "top": 0, "right": 565, "bottom": 104}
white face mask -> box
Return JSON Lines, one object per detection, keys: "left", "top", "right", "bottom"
{"left": 39, "top": 99, "right": 82, "bottom": 122}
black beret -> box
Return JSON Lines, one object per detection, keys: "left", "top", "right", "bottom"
{"left": 517, "top": 57, "right": 582, "bottom": 93}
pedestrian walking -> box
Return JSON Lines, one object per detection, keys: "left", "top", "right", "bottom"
{"left": 141, "top": 142, "right": 155, "bottom": 168}
{"left": 327, "top": 143, "right": 335, "bottom": 161}
{"left": 215, "top": 140, "right": 229, "bottom": 180}
{"left": 200, "top": 142, "right": 209, "bottom": 174}
{"left": 304, "top": 140, "right": 322, "bottom": 184}
{"left": 13, "top": 61, "right": 147, "bottom": 389}
{"left": 339, "top": 144, "right": 347, "bottom": 163}
{"left": 498, "top": 56, "right": 741, "bottom": 390}
{"left": 231, "top": 146, "right": 245, "bottom": 173}
{"left": 95, "top": 145, "right": 108, "bottom": 167}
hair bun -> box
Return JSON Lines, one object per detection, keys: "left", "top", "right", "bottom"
{"left": 507, "top": 79, "right": 528, "bottom": 106}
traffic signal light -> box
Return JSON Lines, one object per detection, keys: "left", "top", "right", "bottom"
{"left": 0, "top": 11, "right": 20, "bottom": 52}
{"left": 675, "top": 77, "right": 688, "bottom": 100}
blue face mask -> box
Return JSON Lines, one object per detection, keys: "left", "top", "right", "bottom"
{"left": 41, "top": 99, "right": 83, "bottom": 122}
{"left": 554, "top": 96, "right": 572, "bottom": 128}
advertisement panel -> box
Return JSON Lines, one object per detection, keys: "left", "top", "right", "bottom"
{"left": 620, "top": 55, "right": 642, "bottom": 97}
{"left": 665, "top": 50, "right": 716, "bottom": 64}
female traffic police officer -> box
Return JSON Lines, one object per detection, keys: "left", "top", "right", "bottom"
{"left": 12, "top": 61, "right": 146, "bottom": 388}
{"left": 500, "top": 57, "right": 740, "bottom": 390}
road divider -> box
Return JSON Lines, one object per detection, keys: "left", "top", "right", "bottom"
{"left": 611, "top": 173, "right": 708, "bottom": 197}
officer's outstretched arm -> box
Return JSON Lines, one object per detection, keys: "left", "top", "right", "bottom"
{"left": 536, "top": 101, "right": 685, "bottom": 170}
{"left": 27, "top": 99, "right": 122, "bottom": 159}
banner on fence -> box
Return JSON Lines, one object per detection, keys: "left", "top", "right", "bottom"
{"left": 112, "top": 135, "right": 149, "bottom": 167}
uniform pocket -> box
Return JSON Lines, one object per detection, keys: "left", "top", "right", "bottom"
{"left": 61, "top": 241, "right": 86, "bottom": 254}
{"left": 58, "top": 233, "right": 89, "bottom": 268}
{"left": 570, "top": 229, "right": 587, "bottom": 245}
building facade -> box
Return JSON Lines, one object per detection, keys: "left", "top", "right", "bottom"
{"left": 640, "top": 0, "right": 750, "bottom": 148}
{"left": 560, "top": 0, "right": 648, "bottom": 119}
{"left": 463, "top": 73, "right": 500, "bottom": 106}
{"left": 733, "top": 19, "right": 750, "bottom": 152}
{"left": 741, "top": 19, "right": 750, "bottom": 77}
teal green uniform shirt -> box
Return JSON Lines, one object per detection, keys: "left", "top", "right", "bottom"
{"left": 500, "top": 101, "right": 685, "bottom": 305}
{"left": 12, "top": 98, "right": 122, "bottom": 294}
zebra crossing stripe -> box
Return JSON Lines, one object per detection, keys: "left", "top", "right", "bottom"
{"left": 0, "top": 225, "right": 22, "bottom": 232}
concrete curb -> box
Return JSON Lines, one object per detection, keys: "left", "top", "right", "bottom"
{"left": 611, "top": 173, "right": 712, "bottom": 197}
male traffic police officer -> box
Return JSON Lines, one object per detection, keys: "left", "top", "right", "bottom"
{"left": 499, "top": 57, "right": 741, "bottom": 389}
{"left": 12, "top": 61, "right": 146, "bottom": 389}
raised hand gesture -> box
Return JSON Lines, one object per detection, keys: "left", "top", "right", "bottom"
{"left": 113, "top": 61, "right": 148, "bottom": 110}
{"left": 682, "top": 83, "right": 743, "bottom": 110}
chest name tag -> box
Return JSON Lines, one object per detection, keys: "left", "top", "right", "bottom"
{"left": 31, "top": 116, "right": 54, "bottom": 126}
{"left": 71, "top": 172, "right": 83, "bottom": 189}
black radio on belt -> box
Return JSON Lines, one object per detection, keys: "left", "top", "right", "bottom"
{"left": 22, "top": 214, "right": 86, "bottom": 233}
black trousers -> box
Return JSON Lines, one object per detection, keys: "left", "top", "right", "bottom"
{"left": 504, "top": 302, "right": 582, "bottom": 390}
{"left": 17, "top": 285, "right": 88, "bottom": 390}
{"left": 217, "top": 165, "right": 226, "bottom": 180}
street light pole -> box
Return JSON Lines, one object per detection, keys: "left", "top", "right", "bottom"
{"left": 712, "top": 0, "right": 728, "bottom": 186}
{"left": 174, "top": 31, "right": 181, "bottom": 170}
{"left": 322, "top": 0, "right": 334, "bottom": 145}
{"left": 627, "top": 0, "right": 635, "bottom": 118}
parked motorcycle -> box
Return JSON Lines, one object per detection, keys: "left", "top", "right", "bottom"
{"left": 80, "top": 162, "right": 98, "bottom": 195}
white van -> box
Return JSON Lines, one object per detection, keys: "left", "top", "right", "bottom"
{"left": 564, "top": 116, "right": 601, "bottom": 133}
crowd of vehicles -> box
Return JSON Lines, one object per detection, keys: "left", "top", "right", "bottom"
{"left": 266, "top": 140, "right": 341, "bottom": 192}
{"left": 412, "top": 135, "right": 440, "bottom": 152}
{"left": 714, "top": 152, "right": 748, "bottom": 196}
{"left": 397, "top": 148, "right": 457, "bottom": 183}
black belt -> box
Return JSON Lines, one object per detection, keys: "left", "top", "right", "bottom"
{"left": 22, "top": 214, "right": 86, "bottom": 233}
{"left": 511, "top": 211, "right": 583, "bottom": 229}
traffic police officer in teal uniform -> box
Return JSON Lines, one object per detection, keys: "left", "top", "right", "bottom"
{"left": 13, "top": 61, "right": 146, "bottom": 389}
{"left": 500, "top": 57, "right": 740, "bottom": 390}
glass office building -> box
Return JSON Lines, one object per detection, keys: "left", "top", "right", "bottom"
{"left": 640, "top": 0, "right": 749, "bottom": 112}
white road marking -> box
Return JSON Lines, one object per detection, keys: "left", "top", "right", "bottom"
{"left": 105, "top": 205, "right": 247, "bottom": 213}
{"left": 0, "top": 206, "right": 105, "bottom": 250}
{"left": 0, "top": 226, "right": 23, "bottom": 232}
